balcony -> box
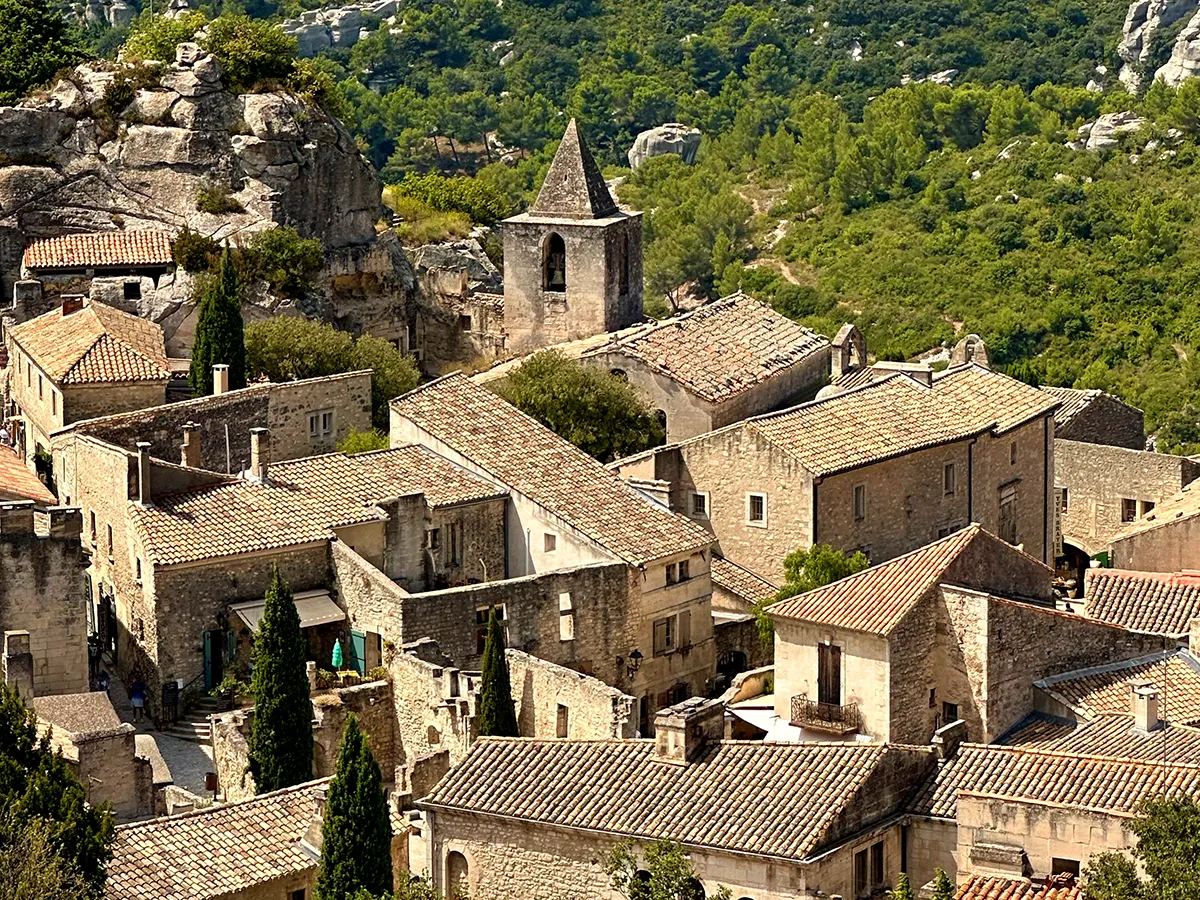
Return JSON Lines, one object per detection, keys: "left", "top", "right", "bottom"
{"left": 790, "top": 694, "right": 860, "bottom": 735}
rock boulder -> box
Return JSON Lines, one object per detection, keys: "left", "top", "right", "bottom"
{"left": 1155, "top": 9, "right": 1200, "bottom": 86}
{"left": 627, "top": 123, "right": 702, "bottom": 171}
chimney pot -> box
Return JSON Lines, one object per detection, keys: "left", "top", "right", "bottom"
{"left": 249, "top": 428, "right": 269, "bottom": 482}
{"left": 653, "top": 696, "right": 724, "bottom": 764}
{"left": 213, "top": 364, "right": 230, "bottom": 395}
{"left": 1132, "top": 683, "right": 1160, "bottom": 733}
{"left": 136, "top": 441, "right": 152, "bottom": 506}
{"left": 61, "top": 296, "right": 85, "bottom": 316}
{"left": 181, "top": 423, "right": 201, "bottom": 468}
{"left": 1190, "top": 617, "right": 1200, "bottom": 656}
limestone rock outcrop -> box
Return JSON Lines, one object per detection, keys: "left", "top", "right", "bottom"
{"left": 627, "top": 123, "right": 702, "bottom": 171}
{"left": 1155, "top": 9, "right": 1200, "bottom": 85}
{"left": 1117, "top": 0, "right": 1196, "bottom": 91}
{"left": 1077, "top": 111, "right": 1149, "bottom": 151}
{"left": 280, "top": 0, "right": 399, "bottom": 57}
{"left": 409, "top": 238, "right": 502, "bottom": 295}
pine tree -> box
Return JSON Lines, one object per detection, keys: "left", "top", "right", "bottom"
{"left": 888, "top": 872, "right": 915, "bottom": 900}
{"left": 247, "top": 566, "right": 313, "bottom": 793}
{"left": 477, "top": 607, "right": 518, "bottom": 736}
{"left": 931, "top": 868, "right": 954, "bottom": 900}
{"left": 189, "top": 246, "right": 246, "bottom": 396}
{"left": 316, "top": 714, "right": 394, "bottom": 900}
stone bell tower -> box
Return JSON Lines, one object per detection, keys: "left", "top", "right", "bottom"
{"left": 501, "top": 119, "right": 643, "bottom": 355}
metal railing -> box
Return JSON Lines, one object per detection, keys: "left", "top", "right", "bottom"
{"left": 790, "top": 694, "right": 860, "bottom": 734}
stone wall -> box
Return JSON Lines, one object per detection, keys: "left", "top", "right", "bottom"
{"left": 967, "top": 417, "right": 1055, "bottom": 564}
{"left": 64, "top": 382, "right": 168, "bottom": 428}
{"left": 212, "top": 708, "right": 256, "bottom": 803}
{"left": 1056, "top": 439, "right": 1200, "bottom": 555}
{"left": 907, "top": 817, "right": 959, "bottom": 887}
{"left": 713, "top": 615, "right": 773, "bottom": 677}
{"left": 506, "top": 649, "right": 636, "bottom": 739}
{"left": 0, "top": 506, "right": 89, "bottom": 695}
{"left": 1111, "top": 515, "right": 1200, "bottom": 571}
{"left": 1056, "top": 395, "right": 1144, "bottom": 450}
{"left": 312, "top": 679, "right": 395, "bottom": 784}
{"left": 40, "top": 718, "right": 154, "bottom": 821}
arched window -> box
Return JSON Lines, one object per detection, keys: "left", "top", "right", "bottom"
{"left": 544, "top": 232, "right": 567, "bottom": 291}
{"left": 610, "top": 368, "right": 628, "bottom": 381}
{"left": 447, "top": 851, "right": 469, "bottom": 896}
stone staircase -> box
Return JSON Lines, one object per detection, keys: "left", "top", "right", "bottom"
{"left": 162, "top": 695, "right": 229, "bottom": 743}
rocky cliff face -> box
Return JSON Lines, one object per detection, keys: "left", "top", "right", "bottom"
{"left": 1116, "top": 0, "right": 1197, "bottom": 90}
{"left": 1156, "top": 9, "right": 1200, "bottom": 85}
{"left": 0, "top": 43, "right": 381, "bottom": 258}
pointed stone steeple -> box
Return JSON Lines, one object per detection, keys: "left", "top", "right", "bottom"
{"left": 529, "top": 119, "right": 618, "bottom": 219}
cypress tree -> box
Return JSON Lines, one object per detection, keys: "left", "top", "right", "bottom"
{"left": 189, "top": 246, "right": 246, "bottom": 395}
{"left": 247, "top": 566, "right": 313, "bottom": 793}
{"left": 316, "top": 714, "right": 393, "bottom": 900}
{"left": 930, "top": 868, "right": 954, "bottom": 900}
{"left": 477, "top": 607, "right": 518, "bottom": 737}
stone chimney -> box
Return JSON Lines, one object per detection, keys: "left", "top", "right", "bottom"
{"left": 213, "top": 364, "right": 230, "bottom": 395}
{"left": 61, "top": 296, "right": 85, "bottom": 316}
{"left": 1190, "top": 617, "right": 1200, "bottom": 657}
{"left": 932, "top": 717, "right": 969, "bottom": 760}
{"left": 654, "top": 697, "right": 725, "bottom": 765}
{"left": 300, "top": 783, "right": 328, "bottom": 855}
{"left": 1132, "top": 682, "right": 1160, "bottom": 733}
{"left": 181, "top": 423, "right": 201, "bottom": 468}
{"left": 136, "top": 441, "right": 152, "bottom": 506}
{"left": 3, "top": 631, "right": 34, "bottom": 700}
{"left": 47, "top": 507, "right": 82, "bottom": 539}
{"left": 0, "top": 502, "right": 36, "bottom": 534}
{"left": 249, "top": 428, "right": 269, "bottom": 482}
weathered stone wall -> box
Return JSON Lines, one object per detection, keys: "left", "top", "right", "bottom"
{"left": 75, "top": 728, "right": 154, "bottom": 821}
{"left": 211, "top": 708, "right": 256, "bottom": 803}
{"left": 1056, "top": 395, "right": 1144, "bottom": 450}
{"left": 889, "top": 591, "right": 941, "bottom": 744}
{"left": 1111, "top": 515, "right": 1200, "bottom": 571}
{"left": 332, "top": 539, "right": 408, "bottom": 650}
{"left": 506, "top": 648, "right": 636, "bottom": 739}
{"left": 713, "top": 616, "right": 773, "bottom": 675}
{"left": 1057, "top": 439, "right": 1200, "bottom": 555}
{"left": 907, "top": 817, "right": 959, "bottom": 887}
{"left": 312, "top": 680, "right": 394, "bottom": 784}
{"left": 7, "top": 338, "right": 64, "bottom": 462}
{"left": 816, "top": 441, "right": 974, "bottom": 566}
{"left": 64, "top": 382, "right": 168, "bottom": 428}
{"left": 0, "top": 506, "right": 88, "bottom": 695}
{"left": 955, "top": 793, "right": 1132, "bottom": 878}
{"left": 967, "top": 417, "right": 1055, "bottom": 564}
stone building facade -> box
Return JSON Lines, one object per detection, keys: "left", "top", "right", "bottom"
{"left": 1041, "top": 385, "right": 1145, "bottom": 450}
{"left": 0, "top": 504, "right": 89, "bottom": 696}
{"left": 501, "top": 119, "right": 643, "bottom": 356}
{"left": 1108, "top": 481, "right": 1200, "bottom": 571}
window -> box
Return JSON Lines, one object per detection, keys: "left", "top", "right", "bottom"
{"left": 291, "top": 890, "right": 307, "bottom": 900}
{"left": 1121, "top": 497, "right": 1138, "bottom": 523}
{"left": 1141, "top": 499, "right": 1156, "bottom": 516}
{"left": 123, "top": 281, "right": 141, "bottom": 301}
{"left": 544, "top": 232, "right": 567, "bottom": 291}
{"left": 652, "top": 610, "right": 691, "bottom": 656}
{"left": 936, "top": 525, "right": 952, "bottom": 539}
{"left": 1052, "top": 859, "right": 1081, "bottom": 878}
{"left": 665, "top": 682, "right": 689, "bottom": 706}
{"left": 1059, "top": 487, "right": 1069, "bottom": 512}
{"left": 1010, "top": 442, "right": 1017, "bottom": 464}
{"left": 425, "top": 528, "right": 441, "bottom": 551}
{"left": 999, "top": 483, "right": 1018, "bottom": 545}
{"left": 943, "top": 462, "right": 956, "bottom": 496}
{"left": 543, "top": 532, "right": 557, "bottom": 553}
{"left": 610, "top": 368, "right": 627, "bottom": 381}
{"left": 448, "top": 522, "right": 462, "bottom": 565}
{"left": 747, "top": 492, "right": 767, "bottom": 527}
{"left": 854, "top": 484, "right": 866, "bottom": 521}
{"left": 26, "top": 362, "right": 30, "bottom": 387}
{"left": 818, "top": 643, "right": 842, "bottom": 706}
{"left": 678, "top": 559, "right": 690, "bottom": 582}
{"left": 870, "top": 842, "right": 884, "bottom": 889}
{"left": 943, "top": 701, "right": 959, "bottom": 723}
{"left": 666, "top": 563, "right": 677, "bottom": 585}
{"left": 51, "top": 391, "right": 56, "bottom": 416}
{"left": 475, "top": 604, "right": 506, "bottom": 654}
{"left": 321, "top": 411, "right": 334, "bottom": 435}
{"left": 459, "top": 315, "right": 473, "bottom": 332}
{"left": 38, "top": 374, "right": 43, "bottom": 399}
{"left": 929, "top": 688, "right": 936, "bottom": 708}
{"left": 308, "top": 413, "right": 319, "bottom": 438}
{"left": 556, "top": 703, "right": 569, "bottom": 738}
{"left": 559, "top": 592, "right": 574, "bottom": 641}
{"left": 135, "top": 558, "right": 142, "bottom": 582}
{"left": 106, "top": 524, "right": 113, "bottom": 557}
{"left": 89, "top": 511, "right": 96, "bottom": 542}
{"left": 308, "top": 410, "right": 335, "bottom": 439}
{"left": 854, "top": 842, "right": 885, "bottom": 897}
{"left": 447, "top": 851, "right": 469, "bottom": 898}
{"left": 691, "top": 492, "right": 708, "bottom": 518}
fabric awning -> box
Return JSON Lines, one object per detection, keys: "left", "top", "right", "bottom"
{"left": 231, "top": 590, "right": 345, "bottom": 632}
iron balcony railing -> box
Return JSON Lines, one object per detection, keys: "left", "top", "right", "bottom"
{"left": 790, "top": 694, "right": 860, "bottom": 735}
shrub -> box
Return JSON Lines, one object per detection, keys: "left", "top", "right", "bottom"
{"left": 101, "top": 76, "right": 134, "bottom": 115}
{"left": 389, "top": 172, "right": 513, "bottom": 225}
{"left": 287, "top": 57, "right": 351, "bottom": 121}
{"left": 245, "top": 226, "right": 324, "bottom": 296}
{"left": 338, "top": 428, "right": 389, "bottom": 454}
{"left": 172, "top": 226, "right": 221, "bottom": 273}
{"left": 366, "top": 665, "right": 389, "bottom": 682}
{"left": 314, "top": 669, "right": 337, "bottom": 690}
{"left": 196, "top": 181, "right": 244, "bottom": 215}
{"left": 123, "top": 11, "right": 207, "bottom": 62}
{"left": 349, "top": 334, "right": 420, "bottom": 429}
{"left": 384, "top": 194, "right": 472, "bottom": 244}
{"left": 202, "top": 15, "right": 297, "bottom": 91}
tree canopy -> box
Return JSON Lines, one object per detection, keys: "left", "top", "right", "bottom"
{"left": 1085, "top": 794, "right": 1200, "bottom": 900}
{"left": 0, "top": 681, "right": 114, "bottom": 894}
{"left": 0, "top": 0, "right": 83, "bottom": 106}
{"left": 752, "top": 544, "right": 870, "bottom": 643}
{"left": 247, "top": 566, "right": 314, "bottom": 794}
{"left": 190, "top": 247, "right": 247, "bottom": 396}
{"left": 607, "top": 838, "right": 732, "bottom": 900}
{"left": 493, "top": 351, "right": 665, "bottom": 462}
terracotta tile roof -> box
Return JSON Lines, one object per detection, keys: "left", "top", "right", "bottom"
{"left": 390, "top": 374, "right": 712, "bottom": 565}
{"left": 1085, "top": 568, "right": 1200, "bottom": 636}
{"left": 33, "top": 692, "right": 122, "bottom": 736}
{"left": 831, "top": 367, "right": 885, "bottom": 391}
{"left": 584, "top": 294, "right": 829, "bottom": 403}
{"left": 768, "top": 525, "right": 983, "bottom": 634}
{"left": 932, "top": 364, "right": 1059, "bottom": 433}
{"left": 23, "top": 231, "right": 173, "bottom": 270}
{"left": 8, "top": 300, "right": 168, "bottom": 385}
{"left": 108, "top": 779, "right": 333, "bottom": 900}
{"left": 956, "top": 874, "right": 1082, "bottom": 900}
{"left": 912, "top": 742, "right": 1200, "bottom": 819}
{"left": 1036, "top": 650, "right": 1200, "bottom": 726}
{"left": 711, "top": 555, "right": 779, "bottom": 606}
{"left": 1002, "top": 712, "right": 1200, "bottom": 763}
{"left": 421, "top": 738, "right": 917, "bottom": 860}
{"left": 131, "top": 445, "right": 506, "bottom": 567}
{"left": 1040, "top": 385, "right": 1102, "bottom": 430}
{"left": 0, "top": 447, "right": 56, "bottom": 504}
{"left": 747, "top": 375, "right": 988, "bottom": 477}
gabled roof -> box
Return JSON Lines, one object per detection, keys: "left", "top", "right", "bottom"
{"left": 420, "top": 738, "right": 921, "bottom": 861}
{"left": 1084, "top": 567, "right": 1200, "bottom": 637}
{"left": 747, "top": 375, "right": 988, "bottom": 477}
{"left": 8, "top": 300, "right": 168, "bottom": 385}
{"left": 957, "top": 874, "right": 1082, "bottom": 900}
{"left": 912, "top": 742, "right": 1200, "bottom": 819}
{"left": 584, "top": 294, "right": 829, "bottom": 403}
{"left": 711, "top": 555, "right": 779, "bottom": 607}
{"left": 528, "top": 119, "right": 619, "bottom": 219}
{"left": 768, "top": 525, "right": 1026, "bottom": 635}
{"left": 932, "top": 364, "right": 1059, "bottom": 433}
{"left": 1035, "top": 649, "right": 1200, "bottom": 727}
{"left": 390, "top": 374, "right": 712, "bottom": 566}
{"left": 33, "top": 692, "right": 123, "bottom": 737}
{"left": 131, "top": 445, "right": 505, "bottom": 567}
{"left": 0, "top": 446, "right": 56, "bottom": 505}
{"left": 1040, "top": 385, "right": 1104, "bottom": 429}
{"left": 23, "top": 231, "right": 173, "bottom": 270}
{"left": 1001, "top": 712, "right": 1200, "bottom": 762}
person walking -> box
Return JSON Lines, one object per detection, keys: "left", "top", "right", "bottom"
{"left": 129, "top": 673, "right": 147, "bottom": 724}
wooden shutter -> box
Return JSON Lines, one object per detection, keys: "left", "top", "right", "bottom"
{"left": 678, "top": 610, "right": 691, "bottom": 648}
{"left": 818, "top": 643, "right": 842, "bottom": 706}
